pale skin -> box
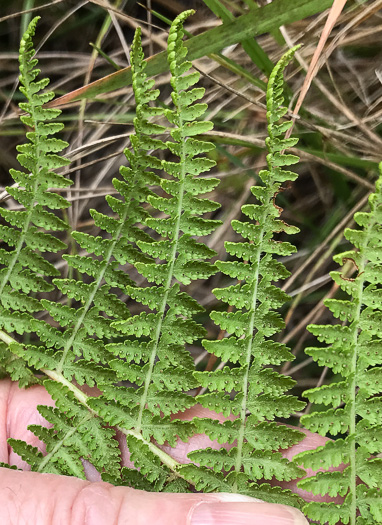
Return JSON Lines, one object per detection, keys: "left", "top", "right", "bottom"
{"left": 0, "top": 379, "right": 331, "bottom": 525}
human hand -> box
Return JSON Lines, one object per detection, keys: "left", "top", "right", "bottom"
{"left": 0, "top": 379, "right": 326, "bottom": 524}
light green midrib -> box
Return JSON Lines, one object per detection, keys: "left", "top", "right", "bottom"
{"left": 56, "top": 174, "right": 137, "bottom": 374}
{"left": 347, "top": 220, "right": 375, "bottom": 525}
{"left": 136, "top": 99, "right": 186, "bottom": 433}
{"left": 36, "top": 411, "right": 93, "bottom": 474}
{"left": 233, "top": 199, "right": 268, "bottom": 493}
{"left": 0, "top": 58, "right": 43, "bottom": 297}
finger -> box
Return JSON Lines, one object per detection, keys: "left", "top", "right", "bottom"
{"left": 0, "top": 467, "right": 308, "bottom": 525}
{"left": 0, "top": 379, "right": 54, "bottom": 469}
{"left": 273, "top": 427, "right": 343, "bottom": 504}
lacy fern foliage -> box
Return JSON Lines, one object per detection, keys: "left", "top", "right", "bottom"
{"left": 294, "top": 169, "right": 382, "bottom": 524}
{"left": 183, "top": 47, "right": 306, "bottom": 508}
{"left": 31, "top": 23, "right": 163, "bottom": 388}
{"left": 1, "top": 12, "right": 221, "bottom": 488}
{"left": 3, "top": 13, "right": 381, "bottom": 524}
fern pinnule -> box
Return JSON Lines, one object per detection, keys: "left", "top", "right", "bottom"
{"left": 0, "top": 17, "right": 71, "bottom": 386}
{"left": 185, "top": 46, "right": 306, "bottom": 508}
{"left": 294, "top": 166, "right": 382, "bottom": 525}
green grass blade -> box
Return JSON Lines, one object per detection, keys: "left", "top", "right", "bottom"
{"left": 203, "top": 0, "right": 274, "bottom": 75}
{"left": 50, "top": 0, "right": 334, "bottom": 106}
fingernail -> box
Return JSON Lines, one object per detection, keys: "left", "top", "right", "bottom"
{"left": 211, "top": 493, "right": 265, "bottom": 503}
{"left": 190, "top": 501, "right": 308, "bottom": 525}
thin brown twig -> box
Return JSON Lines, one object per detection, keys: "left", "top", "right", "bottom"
{"left": 0, "top": 0, "right": 66, "bottom": 23}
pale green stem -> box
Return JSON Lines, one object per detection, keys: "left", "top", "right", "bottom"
{"left": 0, "top": 330, "right": 15, "bottom": 346}
{"left": 0, "top": 329, "right": 182, "bottom": 475}
{"left": 347, "top": 221, "right": 373, "bottom": 525}
{"left": 233, "top": 220, "right": 266, "bottom": 493}
{"left": 136, "top": 109, "right": 186, "bottom": 432}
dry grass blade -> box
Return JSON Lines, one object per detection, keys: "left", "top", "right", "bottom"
{"left": 286, "top": 0, "right": 348, "bottom": 138}
{"left": 0, "top": 0, "right": 66, "bottom": 23}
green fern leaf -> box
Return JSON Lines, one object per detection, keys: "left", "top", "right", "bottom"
{"left": 6, "top": 11, "right": 222, "bottom": 488}
{"left": 0, "top": 342, "right": 38, "bottom": 387}
{"left": 191, "top": 46, "right": 305, "bottom": 505}
{"left": 356, "top": 420, "right": 382, "bottom": 454}
{"left": 0, "top": 18, "right": 71, "bottom": 382}
{"left": 197, "top": 391, "right": 241, "bottom": 417}
{"left": 95, "top": 10, "right": 221, "bottom": 480}
{"left": 295, "top": 165, "right": 382, "bottom": 523}
{"left": 7, "top": 20, "right": 168, "bottom": 423}
{"left": 244, "top": 419, "right": 303, "bottom": 451}
{"left": 7, "top": 439, "right": 45, "bottom": 470}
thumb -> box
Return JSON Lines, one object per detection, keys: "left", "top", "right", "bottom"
{"left": 0, "top": 468, "right": 308, "bottom": 525}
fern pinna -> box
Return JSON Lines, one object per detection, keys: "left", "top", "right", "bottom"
{"left": 294, "top": 168, "right": 382, "bottom": 524}
{"left": 181, "top": 47, "right": 306, "bottom": 508}
{"left": 0, "top": 17, "right": 71, "bottom": 387}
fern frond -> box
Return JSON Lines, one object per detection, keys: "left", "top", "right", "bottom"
{"left": 2, "top": 22, "right": 175, "bottom": 482}
{"left": 294, "top": 165, "right": 382, "bottom": 524}
{"left": 187, "top": 46, "right": 306, "bottom": 507}
{"left": 4, "top": 12, "right": 222, "bottom": 490}
{"left": 0, "top": 17, "right": 71, "bottom": 385}
{"left": 14, "top": 24, "right": 166, "bottom": 392}
{"left": 95, "top": 10, "right": 221, "bottom": 486}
